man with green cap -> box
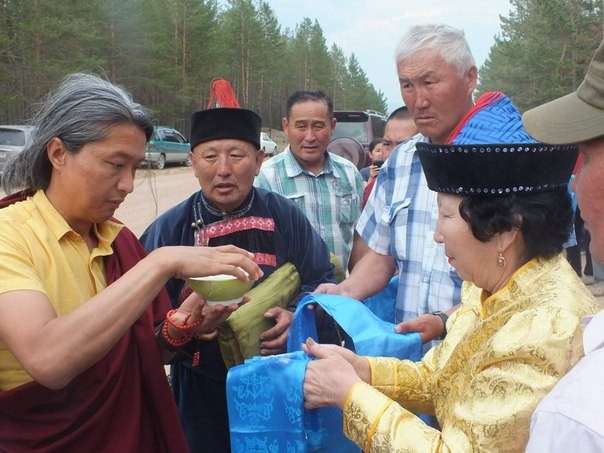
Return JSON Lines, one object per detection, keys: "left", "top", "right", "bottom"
{"left": 523, "top": 39, "right": 604, "bottom": 452}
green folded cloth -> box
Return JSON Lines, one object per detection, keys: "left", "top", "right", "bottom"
{"left": 218, "top": 255, "right": 345, "bottom": 368}
{"left": 218, "top": 263, "right": 301, "bottom": 368}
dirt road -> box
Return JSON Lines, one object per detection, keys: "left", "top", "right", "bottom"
{"left": 114, "top": 166, "right": 199, "bottom": 236}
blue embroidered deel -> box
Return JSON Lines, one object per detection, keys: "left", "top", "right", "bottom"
{"left": 227, "top": 294, "right": 422, "bottom": 452}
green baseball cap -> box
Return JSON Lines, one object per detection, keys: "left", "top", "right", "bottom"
{"left": 523, "top": 39, "right": 604, "bottom": 144}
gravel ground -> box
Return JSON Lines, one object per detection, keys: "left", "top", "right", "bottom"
{"left": 114, "top": 166, "right": 199, "bottom": 236}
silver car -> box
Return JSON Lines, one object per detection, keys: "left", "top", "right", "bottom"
{"left": 0, "top": 126, "right": 35, "bottom": 178}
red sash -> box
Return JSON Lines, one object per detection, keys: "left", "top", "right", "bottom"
{"left": 0, "top": 191, "right": 189, "bottom": 453}
{"left": 362, "top": 178, "right": 376, "bottom": 208}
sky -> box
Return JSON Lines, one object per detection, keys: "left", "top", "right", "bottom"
{"left": 267, "top": 0, "right": 513, "bottom": 113}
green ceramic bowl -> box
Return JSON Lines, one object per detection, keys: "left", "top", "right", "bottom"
{"left": 188, "top": 274, "right": 254, "bottom": 306}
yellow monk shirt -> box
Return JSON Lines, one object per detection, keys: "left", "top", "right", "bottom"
{"left": 0, "top": 190, "right": 122, "bottom": 390}
{"left": 343, "top": 254, "right": 601, "bottom": 452}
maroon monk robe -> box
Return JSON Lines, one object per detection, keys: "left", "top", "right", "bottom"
{"left": 0, "top": 191, "right": 189, "bottom": 453}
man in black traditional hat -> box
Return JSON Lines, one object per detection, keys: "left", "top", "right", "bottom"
{"left": 140, "top": 108, "right": 336, "bottom": 452}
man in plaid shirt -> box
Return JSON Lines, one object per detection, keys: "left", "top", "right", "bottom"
{"left": 317, "top": 24, "right": 477, "bottom": 349}
{"left": 255, "top": 91, "right": 363, "bottom": 271}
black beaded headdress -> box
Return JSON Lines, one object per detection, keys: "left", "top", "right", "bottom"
{"left": 417, "top": 92, "right": 578, "bottom": 196}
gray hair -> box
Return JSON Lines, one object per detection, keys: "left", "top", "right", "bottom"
{"left": 394, "top": 24, "right": 475, "bottom": 74}
{"left": 2, "top": 73, "right": 153, "bottom": 194}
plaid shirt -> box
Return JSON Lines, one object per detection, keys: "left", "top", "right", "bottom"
{"left": 357, "top": 134, "right": 461, "bottom": 336}
{"left": 255, "top": 147, "right": 363, "bottom": 269}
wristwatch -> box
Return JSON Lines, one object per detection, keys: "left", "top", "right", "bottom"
{"left": 431, "top": 311, "right": 449, "bottom": 340}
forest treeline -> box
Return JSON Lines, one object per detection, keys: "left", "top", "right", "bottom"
{"left": 4, "top": 0, "right": 601, "bottom": 134}
{"left": 478, "top": 0, "right": 603, "bottom": 111}
{"left": 0, "top": 0, "right": 388, "bottom": 132}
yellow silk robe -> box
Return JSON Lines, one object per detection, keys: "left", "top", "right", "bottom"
{"left": 343, "top": 255, "right": 600, "bottom": 452}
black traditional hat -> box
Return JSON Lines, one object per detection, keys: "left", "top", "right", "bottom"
{"left": 417, "top": 92, "right": 578, "bottom": 196}
{"left": 190, "top": 108, "right": 261, "bottom": 150}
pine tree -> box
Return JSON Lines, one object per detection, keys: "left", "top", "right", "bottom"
{"left": 478, "top": 0, "right": 602, "bottom": 110}
{"left": 0, "top": 0, "right": 389, "bottom": 128}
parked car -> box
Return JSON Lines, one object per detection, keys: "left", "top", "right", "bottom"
{"left": 144, "top": 126, "right": 190, "bottom": 169}
{"left": 330, "top": 110, "right": 386, "bottom": 168}
{"left": 260, "top": 131, "right": 278, "bottom": 154}
{"left": 0, "top": 125, "right": 35, "bottom": 178}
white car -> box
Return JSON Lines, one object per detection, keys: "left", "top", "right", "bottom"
{"left": 0, "top": 125, "right": 35, "bottom": 178}
{"left": 260, "top": 132, "right": 278, "bottom": 154}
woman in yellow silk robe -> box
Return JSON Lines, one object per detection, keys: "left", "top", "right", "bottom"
{"left": 302, "top": 93, "right": 600, "bottom": 452}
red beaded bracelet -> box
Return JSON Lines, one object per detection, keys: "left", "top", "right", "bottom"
{"left": 161, "top": 319, "right": 192, "bottom": 348}
{"left": 166, "top": 309, "right": 203, "bottom": 333}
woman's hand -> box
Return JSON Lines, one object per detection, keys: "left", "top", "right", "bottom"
{"left": 151, "top": 244, "right": 263, "bottom": 282}
{"left": 303, "top": 338, "right": 370, "bottom": 409}
{"left": 303, "top": 338, "right": 371, "bottom": 382}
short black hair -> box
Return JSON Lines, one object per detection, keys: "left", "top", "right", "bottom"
{"left": 387, "top": 106, "right": 411, "bottom": 122}
{"left": 286, "top": 91, "right": 333, "bottom": 119}
{"left": 459, "top": 188, "right": 572, "bottom": 260}
{"left": 369, "top": 138, "right": 384, "bottom": 152}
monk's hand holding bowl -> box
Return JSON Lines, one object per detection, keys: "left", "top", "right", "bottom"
{"left": 168, "top": 293, "right": 247, "bottom": 341}
{"left": 154, "top": 244, "right": 263, "bottom": 283}
{"left": 194, "top": 296, "right": 249, "bottom": 339}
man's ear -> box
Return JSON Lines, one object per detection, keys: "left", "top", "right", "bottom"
{"left": 255, "top": 150, "right": 266, "bottom": 175}
{"left": 188, "top": 151, "right": 199, "bottom": 178}
{"left": 47, "top": 137, "right": 68, "bottom": 170}
{"left": 466, "top": 66, "right": 478, "bottom": 96}
{"left": 282, "top": 117, "right": 289, "bottom": 133}
{"left": 190, "top": 148, "right": 208, "bottom": 181}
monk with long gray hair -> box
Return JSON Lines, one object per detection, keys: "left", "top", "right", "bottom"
{"left": 0, "top": 73, "right": 261, "bottom": 452}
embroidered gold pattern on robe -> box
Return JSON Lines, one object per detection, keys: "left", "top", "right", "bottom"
{"left": 343, "top": 255, "right": 600, "bottom": 452}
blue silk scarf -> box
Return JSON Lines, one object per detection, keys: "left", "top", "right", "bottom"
{"left": 227, "top": 294, "right": 422, "bottom": 452}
